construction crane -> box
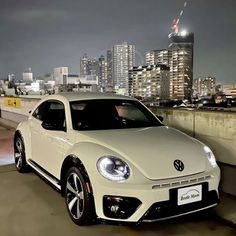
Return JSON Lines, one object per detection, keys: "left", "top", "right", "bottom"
{"left": 171, "top": 1, "right": 188, "bottom": 33}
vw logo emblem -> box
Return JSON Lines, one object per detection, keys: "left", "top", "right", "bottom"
{"left": 174, "top": 160, "right": 184, "bottom": 172}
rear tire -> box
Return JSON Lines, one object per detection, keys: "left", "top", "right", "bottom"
{"left": 65, "top": 166, "right": 96, "bottom": 225}
{"left": 14, "top": 135, "right": 30, "bottom": 173}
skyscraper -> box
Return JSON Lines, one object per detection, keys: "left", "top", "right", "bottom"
{"left": 80, "top": 54, "right": 99, "bottom": 77}
{"left": 168, "top": 32, "right": 194, "bottom": 100}
{"left": 112, "top": 42, "right": 135, "bottom": 95}
{"left": 106, "top": 50, "right": 113, "bottom": 89}
{"left": 146, "top": 49, "right": 169, "bottom": 66}
{"left": 80, "top": 54, "right": 89, "bottom": 77}
{"left": 98, "top": 55, "right": 107, "bottom": 91}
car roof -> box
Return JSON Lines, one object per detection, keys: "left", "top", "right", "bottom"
{"left": 44, "top": 92, "right": 136, "bottom": 102}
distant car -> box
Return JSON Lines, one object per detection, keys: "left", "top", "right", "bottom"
{"left": 14, "top": 92, "right": 220, "bottom": 225}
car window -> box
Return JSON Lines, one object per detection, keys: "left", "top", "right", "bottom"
{"left": 32, "top": 100, "right": 66, "bottom": 131}
{"left": 116, "top": 103, "right": 148, "bottom": 122}
{"left": 32, "top": 102, "right": 48, "bottom": 121}
{"left": 70, "top": 99, "right": 163, "bottom": 131}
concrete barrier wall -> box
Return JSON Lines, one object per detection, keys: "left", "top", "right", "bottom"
{"left": 194, "top": 111, "right": 236, "bottom": 166}
{"left": 1, "top": 110, "right": 28, "bottom": 123}
{"left": 0, "top": 96, "right": 41, "bottom": 116}
{"left": 0, "top": 97, "right": 40, "bottom": 123}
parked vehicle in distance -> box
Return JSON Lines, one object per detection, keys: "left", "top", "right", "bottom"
{"left": 14, "top": 92, "right": 220, "bottom": 225}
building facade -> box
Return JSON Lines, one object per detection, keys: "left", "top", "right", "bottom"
{"left": 80, "top": 54, "right": 89, "bottom": 77}
{"left": 98, "top": 55, "right": 108, "bottom": 91}
{"left": 53, "top": 67, "right": 68, "bottom": 85}
{"left": 67, "top": 74, "right": 80, "bottom": 84}
{"left": 106, "top": 50, "right": 113, "bottom": 90}
{"left": 80, "top": 54, "right": 99, "bottom": 77}
{"left": 168, "top": 32, "right": 194, "bottom": 101}
{"left": 193, "top": 76, "right": 216, "bottom": 97}
{"left": 128, "top": 64, "right": 170, "bottom": 100}
{"left": 23, "top": 68, "right": 33, "bottom": 82}
{"left": 112, "top": 42, "right": 135, "bottom": 95}
{"left": 223, "top": 84, "right": 236, "bottom": 98}
{"left": 146, "top": 49, "right": 169, "bottom": 66}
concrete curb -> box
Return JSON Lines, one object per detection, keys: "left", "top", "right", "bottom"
{"left": 0, "top": 118, "right": 18, "bottom": 129}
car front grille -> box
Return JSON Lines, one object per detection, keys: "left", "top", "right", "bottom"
{"left": 142, "top": 182, "right": 219, "bottom": 222}
{"left": 152, "top": 175, "right": 212, "bottom": 189}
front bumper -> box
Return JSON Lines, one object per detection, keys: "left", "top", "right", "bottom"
{"left": 91, "top": 168, "right": 220, "bottom": 223}
{"left": 141, "top": 182, "right": 218, "bottom": 222}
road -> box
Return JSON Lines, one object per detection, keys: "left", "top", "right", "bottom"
{"left": 0, "top": 125, "right": 14, "bottom": 165}
{"left": 0, "top": 125, "right": 235, "bottom": 236}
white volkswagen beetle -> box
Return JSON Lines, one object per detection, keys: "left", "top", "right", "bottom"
{"left": 14, "top": 92, "right": 220, "bottom": 225}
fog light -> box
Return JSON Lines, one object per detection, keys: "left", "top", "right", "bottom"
{"left": 103, "top": 196, "right": 141, "bottom": 219}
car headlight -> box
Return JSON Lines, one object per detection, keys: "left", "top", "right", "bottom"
{"left": 204, "top": 146, "right": 217, "bottom": 167}
{"left": 97, "top": 156, "right": 130, "bottom": 182}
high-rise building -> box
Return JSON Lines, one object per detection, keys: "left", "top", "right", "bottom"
{"left": 112, "top": 42, "right": 135, "bottom": 95}
{"left": 98, "top": 55, "right": 107, "bottom": 91}
{"left": 146, "top": 49, "right": 169, "bottom": 66}
{"left": 129, "top": 64, "right": 170, "bottom": 100}
{"left": 53, "top": 67, "right": 68, "bottom": 85}
{"left": 80, "top": 54, "right": 99, "bottom": 77}
{"left": 146, "top": 51, "right": 155, "bottom": 66}
{"left": 80, "top": 54, "right": 89, "bottom": 77}
{"left": 168, "top": 32, "right": 194, "bottom": 100}
{"left": 193, "top": 77, "right": 216, "bottom": 97}
{"left": 107, "top": 50, "right": 113, "bottom": 89}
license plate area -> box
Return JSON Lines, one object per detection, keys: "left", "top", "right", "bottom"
{"left": 177, "top": 184, "right": 202, "bottom": 206}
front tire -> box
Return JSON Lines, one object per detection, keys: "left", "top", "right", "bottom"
{"left": 65, "top": 166, "right": 95, "bottom": 225}
{"left": 14, "top": 135, "right": 29, "bottom": 173}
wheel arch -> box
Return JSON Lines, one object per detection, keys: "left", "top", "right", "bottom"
{"left": 14, "top": 130, "right": 22, "bottom": 142}
{"left": 14, "top": 121, "right": 32, "bottom": 161}
{"left": 14, "top": 130, "right": 26, "bottom": 153}
{"left": 60, "top": 155, "right": 94, "bottom": 197}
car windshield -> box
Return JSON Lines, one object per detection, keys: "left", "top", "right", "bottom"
{"left": 70, "top": 99, "right": 163, "bottom": 131}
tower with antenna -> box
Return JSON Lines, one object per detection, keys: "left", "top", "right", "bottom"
{"left": 168, "top": 1, "right": 194, "bottom": 101}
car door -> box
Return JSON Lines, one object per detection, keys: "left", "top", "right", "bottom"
{"left": 29, "top": 100, "right": 67, "bottom": 179}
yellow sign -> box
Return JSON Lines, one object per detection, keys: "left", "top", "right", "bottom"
{"left": 4, "top": 97, "right": 21, "bottom": 108}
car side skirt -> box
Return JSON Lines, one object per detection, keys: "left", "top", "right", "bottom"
{"left": 27, "top": 159, "right": 61, "bottom": 191}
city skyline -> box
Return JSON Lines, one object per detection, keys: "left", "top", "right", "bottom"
{"left": 0, "top": 0, "right": 236, "bottom": 84}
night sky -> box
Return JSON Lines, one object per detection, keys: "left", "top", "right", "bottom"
{"left": 0, "top": 0, "right": 236, "bottom": 84}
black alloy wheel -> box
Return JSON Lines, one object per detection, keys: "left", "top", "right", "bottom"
{"left": 65, "top": 166, "right": 95, "bottom": 225}
{"left": 14, "top": 135, "right": 29, "bottom": 173}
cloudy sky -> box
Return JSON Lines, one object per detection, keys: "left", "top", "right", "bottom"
{"left": 0, "top": 0, "right": 235, "bottom": 84}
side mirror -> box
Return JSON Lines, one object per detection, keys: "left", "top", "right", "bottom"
{"left": 41, "top": 120, "right": 65, "bottom": 131}
{"left": 156, "top": 115, "right": 164, "bottom": 122}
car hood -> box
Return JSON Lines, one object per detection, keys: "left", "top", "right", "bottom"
{"left": 78, "top": 126, "right": 207, "bottom": 180}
